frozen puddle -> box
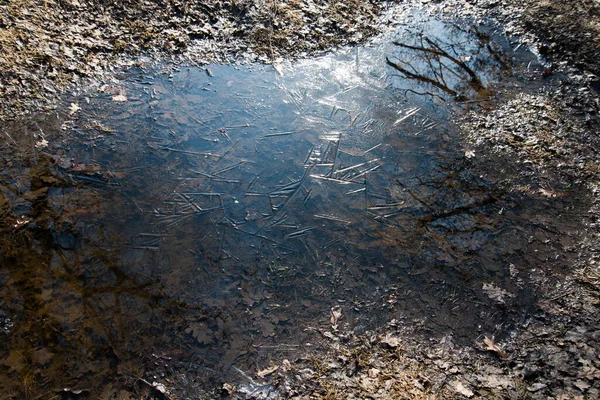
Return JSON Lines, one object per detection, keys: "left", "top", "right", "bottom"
{"left": 0, "top": 12, "right": 582, "bottom": 396}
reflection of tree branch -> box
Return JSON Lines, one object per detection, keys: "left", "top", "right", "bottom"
{"left": 471, "top": 26, "right": 512, "bottom": 72}
{"left": 386, "top": 56, "right": 462, "bottom": 99}
{"left": 397, "top": 180, "right": 436, "bottom": 213}
{"left": 439, "top": 58, "right": 466, "bottom": 81}
{"left": 422, "top": 39, "right": 447, "bottom": 86}
{"left": 426, "top": 38, "right": 481, "bottom": 81}
{"left": 417, "top": 195, "right": 498, "bottom": 226}
{"left": 402, "top": 88, "right": 446, "bottom": 102}
{"left": 392, "top": 38, "right": 486, "bottom": 93}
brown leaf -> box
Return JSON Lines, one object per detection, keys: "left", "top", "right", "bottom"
{"left": 483, "top": 336, "right": 507, "bottom": 358}
{"left": 483, "top": 336, "right": 500, "bottom": 352}
{"left": 573, "top": 380, "right": 590, "bottom": 392}
{"left": 185, "top": 323, "right": 214, "bottom": 345}
{"left": 260, "top": 320, "right": 275, "bottom": 337}
{"left": 72, "top": 163, "right": 102, "bottom": 172}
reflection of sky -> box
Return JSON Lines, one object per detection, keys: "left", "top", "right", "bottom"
{"left": 63, "top": 45, "right": 460, "bottom": 325}
{"left": 130, "top": 47, "right": 462, "bottom": 290}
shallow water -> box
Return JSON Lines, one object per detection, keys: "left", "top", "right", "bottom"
{"left": 0, "top": 12, "right": 585, "bottom": 397}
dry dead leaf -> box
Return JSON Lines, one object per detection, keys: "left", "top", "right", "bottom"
{"left": 222, "top": 383, "right": 234, "bottom": 395}
{"left": 483, "top": 336, "right": 507, "bottom": 358}
{"left": 322, "top": 331, "right": 335, "bottom": 340}
{"left": 151, "top": 382, "right": 168, "bottom": 394}
{"left": 13, "top": 217, "right": 32, "bottom": 230}
{"left": 368, "top": 368, "right": 380, "bottom": 378}
{"left": 281, "top": 359, "right": 292, "bottom": 372}
{"left": 528, "top": 382, "right": 547, "bottom": 392}
{"left": 573, "top": 380, "right": 590, "bottom": 392}
{"left": 69, "top": 102, "right": 81, "bottom": 114}
{"left": 482, "top": 283, "right": 513, "bottom": 305}
{"left": 581, "top": 365, "right": 600, "bottom": 380}
{"left": 380, "top": 333, "right": 402, "bottom": 348}
{"left": 483, "top": 336, "right": 500, "bottom": 351}
{"left": 449, "top": 380, "right": 474, "bottom": 398}
{"left": 257, "top": 365, "right": 279, "bottom": 378}
{"left": 260, "top": 320, "right": 275, "bottom": 337}
{"left": 112, "top": 93, "right": 128, "bottom": 102}
{"left": 330, "top": 306, "right": 343, "bottom": 327}
{"left": 72, "top": 163, "right": 102, "bottom": 172}
{"left": 539, "top": 188, "right": 559, "bottom": 198}
{"left": 185, "top": 323, "right": 214, "bottom": 345}
{"left": 360, "top": 376, "right": 377, "bottom": 391}
{"left": 480, "top": 373, "right": 513, "bottom": 389}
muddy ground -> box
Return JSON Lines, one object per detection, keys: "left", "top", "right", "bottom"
{"left": 1, "top": 0, "right": 599, "bottom": 399}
